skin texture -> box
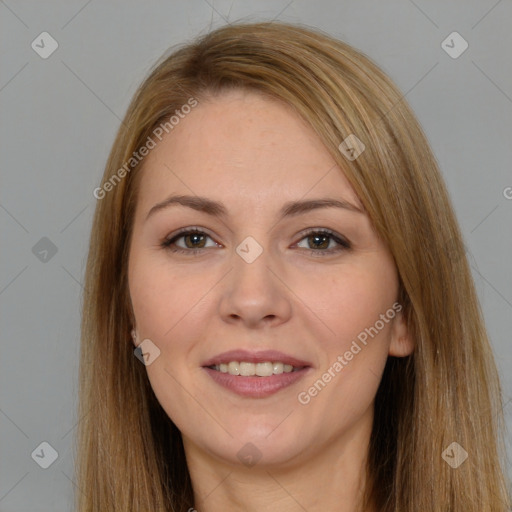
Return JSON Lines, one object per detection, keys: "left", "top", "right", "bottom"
{"left": 128, "top": 89, "right": 413, "bottom": 512}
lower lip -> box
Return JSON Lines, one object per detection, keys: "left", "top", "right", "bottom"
{"left": 203, "top": 367, "right": 311, "bottom": 398}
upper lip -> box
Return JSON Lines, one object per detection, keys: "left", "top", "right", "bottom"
{"left": 202, "top": 349, "right": 312, "bottom": 368}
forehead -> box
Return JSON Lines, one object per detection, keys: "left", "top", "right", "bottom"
{"left": 136, "top": 89, "right": 362, "bottom": 214}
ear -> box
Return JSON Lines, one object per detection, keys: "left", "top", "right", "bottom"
{"left": 388, "top": 309, "right": 414, "bottom": 357}
{"left": 130, "top": 328, "right": 138, "bottom": 348}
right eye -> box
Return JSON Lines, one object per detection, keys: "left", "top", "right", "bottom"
{"left": 161, "top": 228, "right": 220, "bottom": 255}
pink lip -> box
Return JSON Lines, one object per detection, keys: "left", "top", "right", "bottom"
{"left": 201, "top": 349, "right": 313, "bottom": 398}
{"left": 201, "top": 349, "right": 312, "bottom": 368}
{"left": 203, "top": 367, "right": 311, "bottom": 398}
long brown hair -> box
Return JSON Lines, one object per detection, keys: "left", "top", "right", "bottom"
{"left": 76, "top": 21, "right": 510, "bottom": 511}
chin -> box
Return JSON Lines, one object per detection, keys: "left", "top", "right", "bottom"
{"left": 207, "top": 419, "right": 311, "bottom": 469}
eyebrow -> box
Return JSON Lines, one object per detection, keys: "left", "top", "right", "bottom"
{"left": 145, "top": 194, "right": 364, "bottom": 222}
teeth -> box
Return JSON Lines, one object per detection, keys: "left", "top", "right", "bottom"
{"left": 273, "top": 362, "right": 284, "bottom": 374}
{"left": 256, "top": 362, "right": 273, "bottom": 377}
{"left": 228, "top": 361, "right": 240, "bottom": 375}
{"left": 240, "top": 362, "right": 255, "bottom": 376}
{"left": 212, "top": 361, "right": 301, "bottom": 376}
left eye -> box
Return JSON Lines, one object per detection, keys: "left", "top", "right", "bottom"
{"left": 162, "top": 228, "right": 350, "bottom": 255}
{"left": 294, "top": 230, "right": 350, "bottom": 254}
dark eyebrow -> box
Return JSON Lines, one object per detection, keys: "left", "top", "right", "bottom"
{"left": 145, "top": 194, "right": 364, "bottom": 222}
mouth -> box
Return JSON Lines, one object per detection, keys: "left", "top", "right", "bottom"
{"left": 202, "top": 350, "right": 312, "bottom": 398}
{"left": 207, "top": 361, "right": 305, "bottom": 376}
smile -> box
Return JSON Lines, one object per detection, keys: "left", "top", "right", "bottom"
{"left": 202, "top": 349, "right": 312, "bottom": 398}
{"left": 208, "top": 361, "right": 303, "bottom": 376}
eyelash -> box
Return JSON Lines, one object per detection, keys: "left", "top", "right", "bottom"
{"left": 161, "top": 227, "right": 351, "bottom": 257}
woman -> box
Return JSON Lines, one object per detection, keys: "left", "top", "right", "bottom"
{"left": 77, "top": 21, "right": 510, "bottom": 511}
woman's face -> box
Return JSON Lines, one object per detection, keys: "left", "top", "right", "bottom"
{"left": 128, "top": 89, "right": 412, "bottom": 468}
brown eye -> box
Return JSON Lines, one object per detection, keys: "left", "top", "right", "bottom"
{"left": 295, "top": 229, "right": 350, "bottom": 255}
{"left": 306, "top": 233, "right": 330, "bottom": 250}
{"left": 182, "top": 232, "right": 207, "bottom": 248}
{"left": 162, "top": 229, "right": 219, "bottom": 254}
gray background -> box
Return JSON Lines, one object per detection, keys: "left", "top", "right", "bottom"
{"left": 1, "top": 1, "right": 511, "bottom": 510}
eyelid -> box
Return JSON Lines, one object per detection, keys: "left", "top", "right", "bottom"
{"left": 165, "top": 225, "right": 219, "bottom": 243}
{"left": 294, "top": 227, "right": 349, "bottom": 245}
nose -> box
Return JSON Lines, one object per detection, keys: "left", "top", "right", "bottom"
{"left": 218, "top": 243, "right": 293, "bottom": 329}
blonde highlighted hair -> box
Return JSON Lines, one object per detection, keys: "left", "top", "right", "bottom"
{"left": 76, "top": 21, "right": 510, "bottom": 511}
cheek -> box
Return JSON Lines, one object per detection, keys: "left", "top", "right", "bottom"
{"left": 129, "top": 253, "right": 213, "bottom": 340}
{"left": 128, "top": 255, "right": 213, "bottom": 429}
{"left": 296, "top": 263, "right": 398, "bottom": 407}
{"left": 301, "top": 266, "right": 397, "bottom": 406}
{"left": 299, "top": 263, "right": 397, "bottom": 348}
